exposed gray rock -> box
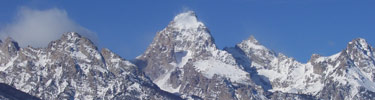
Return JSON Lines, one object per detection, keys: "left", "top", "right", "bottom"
{"left": 227, "top": 36, "right": 375, "bottom": 100}
{"left": 0, "top": 32, "right": 181, "bottom": 100}
{"left": 136, "top": 11, "right": 286, "bottom": 100}
{"left": 136, "top": 11, "right": 375, "bottom": 100}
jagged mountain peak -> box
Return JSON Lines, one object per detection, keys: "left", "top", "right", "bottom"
{"left": 142, "top": 10, "right": 217, "bottom": 60}
{"left": 0, "top": 32, "right": 181, "bottom": 100}
{"left": 0, "top": 37, "right": 20, "bottom": 56}
{"left": 165, "top": 11, "right": 214, "bottom": 49}
{"left": 237, "top": 35, "right": 270, "bottom": 54}
{"left": 307, "top": 38, "right": 372, "bottom": 63}
{"left": 168, "top": 11, "right": 215, "bottom": 52}
{"left": 47, "top": 32, "right": 98, "bottom": 51}
{"left": 62, "top": 32, "right": 82, "bottom": 39}
{"left": 347, "top": 38, "right": 372, "bottom": 51}
{"left": 137, "top": 11, "right": 264, "bottom": 99}
{"left": 344, "top": 37, "right": 374, "bottom": 59}
{"left": 350, "top": 37, "right": 367, "bottom": 44}
{"left": 169, "top": 11, "right": 204, "bottom": 29}
{"left": 3, "top": 37, "right": 19, "bottom": 48}
{"left": 138, "top": 10, "right": 219, "bottom": 80}
{"left": 247, "top": 35, "right": 260, "bottom": 44}
{"left": 59, "top": 32, "right": 92, "bottom": 44}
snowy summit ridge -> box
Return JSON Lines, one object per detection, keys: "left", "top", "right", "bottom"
{"left": 0, "top": 32, "right": 181, "bottom": 100}
{"left": 170, "top": 11, "right": 204, "bottom": 29}
{"left": 138, "top": 11, "right": 375, "bottom": 100}
{"left": 138, "top": 11, "right": 270, "bottom": 100}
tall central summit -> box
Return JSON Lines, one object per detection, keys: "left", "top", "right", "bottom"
{"left": 136, "top": 11, "right": 263, "bottom": 99}
{"left": 139, "top": 11, "right": 217, "bottom": 62}
{"left": 137, "top": 11, "right": 218, "bottom": 80}
{"left": 169, "top": 11, "right": 204, "bottom": 29}
{"left": 165, "top": 11, "right": 216, "bottom": 53}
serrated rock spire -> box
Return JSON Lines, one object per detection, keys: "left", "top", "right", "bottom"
{"left": 344, "top": 38, "right": 375, "bottom": 60}
{"left": 141, "top": 11, "right": 217, "bottom": 60}
{"left": 346, "top": 38, "right": 372, "bottom": 52}
{"left": 1, "top": 37, "right": 20, "bottom": 57}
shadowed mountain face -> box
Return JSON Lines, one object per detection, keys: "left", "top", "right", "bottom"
{"left": 0, "top": 83, "right": 40, "bottom": 100}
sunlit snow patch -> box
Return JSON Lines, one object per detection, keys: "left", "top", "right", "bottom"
{"left": 194, "top": 58, "right": 249, "bottom": 83}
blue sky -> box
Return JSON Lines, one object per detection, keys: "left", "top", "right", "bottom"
{"left": 0, "top": 0, "right": 374, "bottom": 62}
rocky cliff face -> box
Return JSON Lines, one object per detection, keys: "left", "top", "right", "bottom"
{"left": 1, "top": 10, "right": 374, "bottom": 100}
{"left": 136, "top": 11, "right": 269, "bottom": 100}
{"left": 137, "top": 11, "right": 375, "bottom": 100}
{"left": 0, "top": 32, "right": 180, "bottom": 100}
{"left": 226, "top": 36, "right": 375, "bottom": 100}
{"left": 136, "top": 11, "right": 318, "bottom": 100}
{"left": 312, "top": 38, "right": 375, "bottom": 99}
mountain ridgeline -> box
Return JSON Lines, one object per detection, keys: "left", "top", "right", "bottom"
{"left": 0, "top": 11, "right": 374, "bottom": 100}
{"left": 0, "top": 32, "right": 181, "bottom": 100}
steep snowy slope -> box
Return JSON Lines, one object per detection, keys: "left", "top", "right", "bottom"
{"left": 136, "top": 11, "right": 265, "bottom": 100}
{"left": 0, "top": 32, "right": 181, "bottom": 100}
{"left": 135, "top": 10, "right": 375, "bottom": 100}
{"left": 312, "top": 38, "right": 375, "bottom": 99}
{"left": 225, "top": 36, "right": 322, "bottom": 94}
{"left": 136, "top": 11, "right": 317, "bottom": 100}
{"left": 226, "top": 36, "right": 375, "bottom": 100}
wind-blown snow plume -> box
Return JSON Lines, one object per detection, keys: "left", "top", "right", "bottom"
{"left": 0, "top": 7, "right": 97, "bottom": 47}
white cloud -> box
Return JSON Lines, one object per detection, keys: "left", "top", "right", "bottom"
{"left": 0, "top": 7, "right": 97, "bottom": 47}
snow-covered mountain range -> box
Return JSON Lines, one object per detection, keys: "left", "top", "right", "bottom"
{"left": 136, "top": 11, "right": 375, "bottom": 100}
{"left": 0, "top": 32, "right": 180, "bottom": 100}
{"left": 0, "top": 11, "right": 374, "bottom": 100}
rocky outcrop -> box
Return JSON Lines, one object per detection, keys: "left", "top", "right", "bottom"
{"left": 0, "top": 32, "right": 181, "bottom": 100}
{"left": 136, "top": 11, "right": 268, "bottom": 100}
{"left": 137, "top": 11, "right": 375, "bottom": 100}
{"left": 227, "top": 36, "right": 375, "bottom": 100}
